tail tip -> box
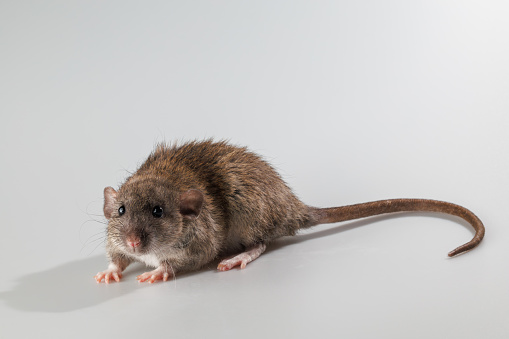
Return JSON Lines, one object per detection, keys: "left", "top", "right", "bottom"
{"left": 448, "top": 244, "right": 474, "bottom": 257}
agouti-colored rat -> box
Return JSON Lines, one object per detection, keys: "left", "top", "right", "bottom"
{"left": 95, "top": 140, "right": 484, "bottom": 283}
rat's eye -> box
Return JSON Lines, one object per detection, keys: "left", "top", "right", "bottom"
{"left": 152, "top": 206, "right": 163, "bottom": 218}
{"left": 118, "top": 206, "right": 125, "bottom": 216}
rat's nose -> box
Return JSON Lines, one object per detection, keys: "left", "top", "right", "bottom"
{"left": 126, "top": 236, "right": 141, "bottom": 249}
{"left": 128, "top": 240, "right": 141, "bottom": 248}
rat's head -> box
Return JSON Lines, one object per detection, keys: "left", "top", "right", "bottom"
{"left": 103, "top": 177, "right": 203, "bottom": 255}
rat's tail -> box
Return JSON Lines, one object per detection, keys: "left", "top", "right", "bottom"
{"left": 306, "top": 199, "right": 484, "bottom": 257}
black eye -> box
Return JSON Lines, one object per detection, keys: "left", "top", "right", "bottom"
{"left": 118, "top": 206, "right": 125, "bottom": 216}
{"left": 152, "top": 206, "right": 163, "bottom": 218}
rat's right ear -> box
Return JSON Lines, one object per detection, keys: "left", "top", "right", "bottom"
{"left": 103, "top": 186, "right": 118, "bottom": 220}
{"left": 179, "top": 189, "right": 204, "bottom": 220}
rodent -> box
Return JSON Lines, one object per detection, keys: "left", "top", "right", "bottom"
{"left": 95, "top": 140, "right": 485, "bottom": 283}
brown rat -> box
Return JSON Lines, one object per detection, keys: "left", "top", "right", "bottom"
{"left": 95, "top": 140, "right": 485, "bottom": 283}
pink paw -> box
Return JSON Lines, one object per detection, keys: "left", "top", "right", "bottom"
{"left": 95, "top": 267, "right": 123, "bottom": 284}
{"left": 217, "top": 253, "right": 251, "bottom": 271}
{"left": 217, "top": 243, "right": 267, "bottom": 271}
{"left": 136, "top": 267, "right": 170, "bottom": 283}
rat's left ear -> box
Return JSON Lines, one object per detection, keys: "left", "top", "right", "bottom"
{"left": 179, "top": 189, "right": 204, "bottom": 220}
{"left": 103, "top": 186, "right": 118, "bottom": 220}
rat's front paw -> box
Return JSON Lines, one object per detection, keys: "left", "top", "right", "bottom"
{"left": 95, "top": 265, "right": 123, "bottom": 284}
{"left": 137, "top": 267, "right": 171, "bottom": 284}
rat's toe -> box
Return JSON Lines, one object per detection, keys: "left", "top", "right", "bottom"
{"left": 217, "top": 243, "right": 267, "bottom": 271}
{"left": 137, "top": 267, "right": 170, "bottom": 283}
{"left": 95, "top": 267, "right": 123, "bottom": 284}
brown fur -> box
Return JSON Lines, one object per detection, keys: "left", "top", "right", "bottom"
{"left": 101, "top": 140, "right": 485, "bottom": 277}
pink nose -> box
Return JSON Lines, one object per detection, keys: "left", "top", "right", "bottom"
{"left": 126, "top": 236, "right": 141, "bottom": 249}
{"left": 128, "top": 240, "right": 141, "bottom": 248}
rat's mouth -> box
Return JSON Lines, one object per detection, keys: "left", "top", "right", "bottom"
{"left": 127, "top": 246, "right": 141, "bottom": 253}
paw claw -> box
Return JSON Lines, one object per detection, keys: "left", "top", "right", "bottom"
{"left": 95, "top": 266, "right": 123, "bottom": 284}
{"left": 137, "top": 267, "right": 171, "bottom": 283}
{"left": 217, "top": 243, "right": 266, "bottom": 271}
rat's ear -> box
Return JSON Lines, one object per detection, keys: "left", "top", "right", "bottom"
{"left": 179, "top": 189, "right": 204, "bottom": 220}
{"left": 103, "top": 186, "right": 118, "bottom": 220}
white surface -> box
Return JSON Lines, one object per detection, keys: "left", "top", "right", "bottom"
{"left": 1, "top": 1, "right": 508, "bottom": 338}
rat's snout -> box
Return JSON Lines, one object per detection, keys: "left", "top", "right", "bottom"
{"left": 126, "top": 235, "right": 141, "bottom": 250}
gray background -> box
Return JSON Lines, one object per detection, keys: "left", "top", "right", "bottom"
{"left": 1, "top": 1, "right": 508, "bottom": 338}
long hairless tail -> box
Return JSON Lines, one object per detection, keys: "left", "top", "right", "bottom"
{"left": 307, "top": 199, "right": 485, "bottom": 257}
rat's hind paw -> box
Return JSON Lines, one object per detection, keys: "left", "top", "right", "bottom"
{"left": 217, "top": 243, "right": 266, "bottom": 271}
{"left": 95, "top": 267, "right": 123, "bottom": 284}
{"left": 136, "top": 267, "right": 171, "bottom": 284}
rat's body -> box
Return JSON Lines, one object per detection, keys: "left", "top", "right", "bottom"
{"left": 95, "top": 140, "right": 485, "bottom": 283}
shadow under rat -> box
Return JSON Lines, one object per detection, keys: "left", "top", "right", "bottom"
{"left": 0, "top": 212, "right": 474, "bottom": 313}
{"left": 0, "top": 255, "right": 210, "bottom": 313}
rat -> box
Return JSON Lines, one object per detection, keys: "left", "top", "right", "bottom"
{"left": 95, "top": 140, "right": 485, "bottom": 283}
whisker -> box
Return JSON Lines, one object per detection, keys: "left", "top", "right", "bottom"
{"left": 81, "top": 236, "right": 108, "bottom": 256}
{"left": 168, "top": 263, "right": 177, "bottom": 288}
{"left": 91, "top": 237, "right": 108, "bottom": 254}
{"left": 80, "top": 230, "right": 107, "bottom": 245}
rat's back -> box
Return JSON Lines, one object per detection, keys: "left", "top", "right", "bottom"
{"left": 138, "top": 140, "right": 310, "bottom": 250}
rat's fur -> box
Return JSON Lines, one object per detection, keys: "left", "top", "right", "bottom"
{"left": 96, "top": 140, "right": 484, "bottom": 283}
